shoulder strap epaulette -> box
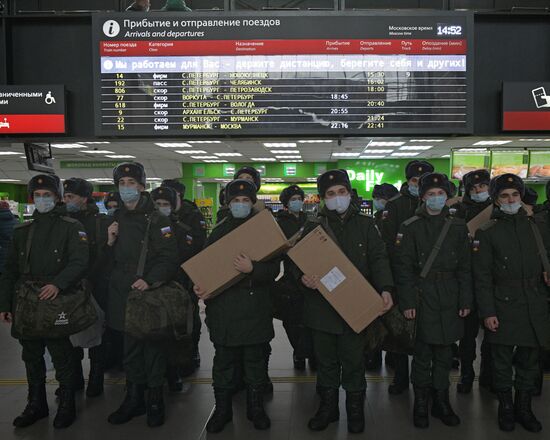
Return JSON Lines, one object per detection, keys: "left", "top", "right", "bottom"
{"left": 389, "top": 193, "right": 402, "bottom": 202}
{"left": 402, "top": 215, "right": 421, "bottom": 227}
{"left": 14, "top": 220, "right": 33, "bottom": 229}
{"left": 212, "top": 216, "right": 228, "bottom": 229}
{"left": 60, "top": 216, "right": 78, "bottom": 224}
{"left": 175, "top": 220, "right": 192, "bottom": 233}
{"left": 479, "top": 219, "right": 498, "bottom": 231}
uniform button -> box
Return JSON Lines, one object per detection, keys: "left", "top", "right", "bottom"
{"left": 250, "top": 292, "right": 254, "bottom": 296}
{"left": 505, "top": 297, "right": 509, "bottom": 301}
{"left": 57, "top": 259, "right": 61, "bottom": 263}
{"left": 20, "top": 252, "right": 24, "bottom": 256}
{"left": 54, "top": 249, "right": 58, "bottom": 253}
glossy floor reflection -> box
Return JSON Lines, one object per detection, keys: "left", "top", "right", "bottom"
{"left": 0, "top": 306, "right": 548, "bottom": 440}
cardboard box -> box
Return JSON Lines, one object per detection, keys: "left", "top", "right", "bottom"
{"left": 467, "top": 204, "right": 493, "bottom": 236}
{"left": 182, "top": 209, "right": 289, "bottom": 299}
{"left": 287, "top": 226, "right": 384, "bottom": 334}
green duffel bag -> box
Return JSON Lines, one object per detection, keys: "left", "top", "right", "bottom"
{"left": 125, "top": 281, "right": 194, "bottom": 341}
{"left": 13, "top": 278, "right": 98, "bottom": 340}
{"left": 364, "top": 306, "right": 416, "bottom": 355}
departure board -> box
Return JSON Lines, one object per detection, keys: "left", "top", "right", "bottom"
{"left": 92, "top": 12, "right": 473, "bottom": 136}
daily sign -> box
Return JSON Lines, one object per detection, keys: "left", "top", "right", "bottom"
{"left": 0, "top": 85, "right": 66, "bottom": 134}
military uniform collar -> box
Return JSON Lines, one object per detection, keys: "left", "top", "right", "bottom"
{"left": 119, "top": 191, "right": 155, "bottom": 215}
{"left": 320, "top": 203, "right": 359, "bottom": 223}
{"left": 415, "top": 203, "right": 450, "bottom": 219}
{"left": 491, "top": 205, "right": 528, "bottom": 220}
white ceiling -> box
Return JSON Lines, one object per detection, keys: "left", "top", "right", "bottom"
{"left": 0, "top": 136, "right": 549, "bottom": 183}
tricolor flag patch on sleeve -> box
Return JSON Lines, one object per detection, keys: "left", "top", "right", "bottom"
{"left": 161, "top": 226, "right": 173, "bottom": 238}
{"left": 472, "top": 240, "right": 480, "bottom": 252}
{"left": 186, "top": 234, "right": 193, "bottom": 245}
{"left": 78, "top": 231, "right": 88, "bottom": 242}
{"left": 395, "top": 233, "right": 403, "bottom": 246}
{"left": 200, "top": 220, "right": 207, "bottom": 229}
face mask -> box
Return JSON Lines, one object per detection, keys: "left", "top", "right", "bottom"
{"left": 325, "top": 195, "right": 351, "bottom": 214}
{"left": 230, "top": 202, "right": 252, "bottom": 219}
{"left": 34, "top": 196, "right": 56, "bottom": 214}
{"left": 500, "top": 201, "right": 521, "bottom": 215}
{"left": 373, "top": 199, "right": 387, "bottom": 212}
{"left": 119, "top": 186, "right": 140, "bottom": 204}
{"left": 425, "top": 195, "right": 447, "bottom": 212}
{"left": 408, "top": 184, "right": 419, "bottom": 197}
{"left": 471, "top": 191, "right": 489, "bottom": 203}
{"left": 288, "top": 199, "right": 304, "bottom": 213}
{"left": 158, "top": 206, "right": 172, "bottom": 217}
{"left": 107, "top": 208, "right": 117, "bottom": 216}
{"left": 65, "top": 202, "right": 81, "bottom": 213}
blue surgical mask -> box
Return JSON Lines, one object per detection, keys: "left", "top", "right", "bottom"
{"left": 408, "top": 184, "right": 419, "bottom": 197}
{"left": 230, "top": 202, "right": 252, "bottom": 219}
{"left": 34, "top": 196, "right": 56, "bottom": 214}
{"left": 373, "top": 199, "right": 387, "bottom": 212}
{"left": 119, "top": 186, "right": 140, "bottom": 204}
{"left": 107, "top": 207, "right": 117, "bottom": 216}
{"left": 158, "top": 206, "right": 172, "bottom": 217}
{"left": 325, "top": 195, "right": 351, "bottom": 214}
{"left": 65, "top": 202, "right": 81, "bottom": 213}
{"left": 425, "top": 195, "right": 447, "bottom": 212}
{"left": 500, "top": 201, "right": 522, "bottom": 215}
{"left": 288, "top": 199, "right": 304, "bottom": 213}
{"left": 471, "top": 191, "right": 489, "bottom": 203}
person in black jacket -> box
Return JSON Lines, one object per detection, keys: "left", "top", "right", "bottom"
{"left": 0, "top": 200, "right": 17, "bottom": 275}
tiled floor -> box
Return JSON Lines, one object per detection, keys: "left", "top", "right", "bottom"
{"left": 0, "top": 308, "right": 548, "bottom": 440}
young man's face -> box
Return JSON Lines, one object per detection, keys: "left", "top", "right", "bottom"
{"left": 497, "top": 188, "right": 521, "bottom": 205}
{"left": 154, "top": 199, "right": 171, "bottom": 209}
{"left": 324, "top": 185, "right": 349, "bottom": 200}
{"left": 470, "top": 183, "right": 489, "bottom": 196}
{"left": 63, "top": 193, "right": 87, "bottom": 207}
{"left": 119, "top": 177, "right": 143, "bottom": 191}
{"left": 230, "top": 195, "right": 252, "bottom": 205}
{"left": 33, "top": 189, "right": 57, "bottom": 201}
{"left": 423, "top": 187, "right": 447, "bottom": 201}
{"left": 289, "top": 194, "right": 303, "bottom": 203}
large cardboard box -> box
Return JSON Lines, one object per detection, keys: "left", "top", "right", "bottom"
{"left": 182, "top": 209, "right": 289, "bottom": 299}
{"left": 287, "top": 226, "right": 384, "bottom": 334}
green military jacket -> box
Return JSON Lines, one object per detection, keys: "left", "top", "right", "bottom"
{"left": 451, "top": 194, "right": 492, "bottom": 223}
{"left": 66, "top": 202, "right": 113, "bottom": 280}
{"left": 176, "top": 199, "right": 207, "bottom": 254}
{"left": 203, "top": 211, "right": 278, "bottom": 347}
{"left": 395, "top": 205, "right": 473, "bottom": 345}
{"left": 276, "top": 210, "right": 308, "bottom": 239}
{"left": 0, "top": 205, "right": 89, "bottom": 314}
{"left": 380, "top": 184, "right": 420, "bottom": 264}
{"left": 299, "top": 204, "right": 394, "bottom": 335}
{"left": 473, "top": 207, "right": 550, "bottom": 348}
{"left": 105, "top": 192, "right": 178, "bottom": 331}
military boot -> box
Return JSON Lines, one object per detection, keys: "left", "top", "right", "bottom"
{"left": 431, "top": 389, "right": 460, "bottom": 426}
{"left": 514, "top": 390, "right": 542, "bottom": 433}
{"left": 457, "top": 363, "right": 475, "bottom": 394}
{"left": 107, "top": 381, "right": 146, "bottom": 424}
{"left": 497, "top": 390, "right": 515, "bottom": 432}
{"left": 246, "top": 385, "right": 271, "bottom": 430}
{"left": 53, "top": 387, "right": 76, "bottom": 429}
{"left": 86, "top": 346, "right": 104, "bottom": 397}
{"left": 308, "top": 386, "right": 340, "bottom": 431}
{"left": 413, "top": 386, "right": 430, "bottom": 428}
{"left": 13, "top": 384, "right": 49, "bottom": 428}
{"left": 388, "top": 354, "right": 410, "bottom": 395}
{"left": 206, "top": 388, "right": 233, "bottom": 433}
{"left": 55, "top": 359, "right": 84, "bottom": 397}
{"left": 346, "top": 391, "right": 365, "bottom": 433}
{"left": 146, "top": 387, "right": 165, "bottom": 428}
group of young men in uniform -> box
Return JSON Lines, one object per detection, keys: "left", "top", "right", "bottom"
{"left": 0, "top": 160, "right": 549, "bottom": 435}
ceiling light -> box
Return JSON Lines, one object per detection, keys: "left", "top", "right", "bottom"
{"left": 275, "top": 155, "right": 302, "bottom": 159}
{"left": 298, "top": 140, "right": 333, "bottom": 143}
{"left": 105, "top": 155, "right": 136, "bottom": 159}
{"left": 251, "top": 158, "right": 277, "bottom": 162}
{"left": 174, "top": 150, "right": 207, "bottom": 155}
{"left": 0, "top": 178, "right": 20, "bottom": 182}
{"left": 399, "top": 146, "right": 433, "bottom": 151}
{"left": 362, "top": 149, "right": 393, "bottom": 154}
{"left": 264, "top": 142, "right": 297, "bottom": 148}
{"left": 360, "top": 155, "right": 386, "bottom": 159}
{"left": 332, "top": 152, "right": 360, "bottom": 157}
{"left": 214, "top": 153, "right": 242, "bottom": 157}
{"left": 188, "top": 140, "right": 222, "bottom": 144}
{"left": 270, "top": 150, "right": 300, "bottom": 154}
{"left": 155, "top": 143, "right": 193, "bottom": 148}
{"left": 390, "top": 152, "right": 420, "bottom": 157}
{"left": 148, "top": 178, "right": 162, "bottom": 181}
{"left": 457, "top": 148, "right": 487, "bottom": 152}
{"left": 441, "top": 154, "right": 451, "bottom": 158}
{"left": 204, "top": 160, "right": 228, "bottom": 163}
{"left": 78, "top": 141, "right": 110, "bottom": 145}
{"left": 81, "top": 150, "right": 115, "bottom": 154}
{"left": 51, "top": 143, "right": 86, "bottom": 149}
{"left": 518, "top": 138, "right": 550, "bottom": 141}
{"left": 369, "top": 141, "right": 405, "bottom": 147}
{"left": 281, "top": 160, "right": 303, "bottom": 163}
{"left": 191, "top": 156, "right": 219, "bottom": 159}
{"left": 0, "top": 151, "right": 22, "bottom": 155}
{"left": 409, "top": 139, "right": 445, "bottom": 142}
{"left": 472, "top": 140, "right": 511, "bottom": 146}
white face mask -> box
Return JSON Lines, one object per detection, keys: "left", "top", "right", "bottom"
{"left": 158, "top": 206, "right": 171, "bottom": 217}
{"left": 471, "top": 191, "right": 489, "bottom": 203}
{"left": 500, "top": 201, "right": 522, "bottom": 215}
{"left": 325, "top": 194, "right": 351, "bottom": 214}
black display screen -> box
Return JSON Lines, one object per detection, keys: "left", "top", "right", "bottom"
{"left": 92, "top": 11, "right": 474, "bottom": 136}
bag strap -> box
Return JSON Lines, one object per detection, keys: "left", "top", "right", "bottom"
{"left": 95, "top": 215, "right": 102, "bottom": 255}
{"left": 136, "top": 218, "right": 152, "bottom": 278}
{"left": 419, "top": 217, "right": 453, "bottom": 279}
{"left": 23, "top": 223, "right": 36, "bottom": 275}
{"left": 320, "top": 217, "right": 343, "bottom": 251}
{"left": 529, "top": 219, "right": 550, "bottom": 274}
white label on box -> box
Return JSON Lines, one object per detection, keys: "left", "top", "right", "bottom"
{"left": 320, "top": 267, "right": 346, "bottom": 293}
